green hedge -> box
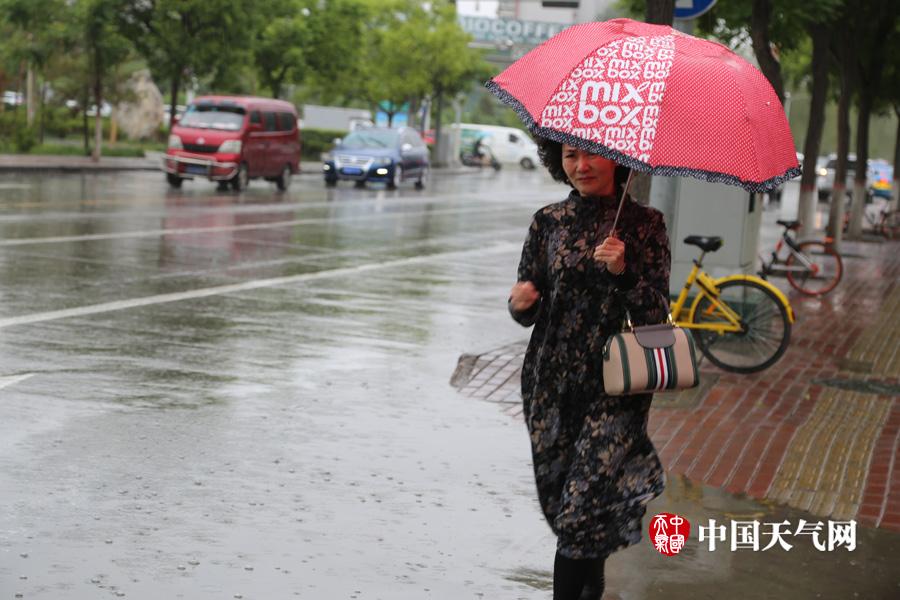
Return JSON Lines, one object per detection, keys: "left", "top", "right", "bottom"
{"left": 301, "top": 127, "right": 345, "bottom": 161}
{"left": 0, "top": 111, "right": 343, "bottom": 159}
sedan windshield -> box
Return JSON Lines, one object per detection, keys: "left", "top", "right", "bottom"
{"left": 341, "top": 130, "right": 399, "bottom": 149}
{"left": 181, "top": 105, "right": 246, "bottom": 131}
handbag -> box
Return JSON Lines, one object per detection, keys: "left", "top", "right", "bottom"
{"left": 602, "top": 313, "right": 700, "bottom": 395}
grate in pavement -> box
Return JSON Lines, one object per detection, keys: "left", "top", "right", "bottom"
{"left": 812, "top": 377, "right": 900, "bottom": 396}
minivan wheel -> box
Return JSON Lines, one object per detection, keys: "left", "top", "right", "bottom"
{"left": 415, "top": 167, "right": 428, "bottom": 190}
{"left": 166, "top": 173, "right": 183, "bottom": 188}
{"left": 520, "top": 157, "right": 535, "bottom": 170}
{"left": 276, "top": 165, "right": 292, "bottom": 191}
{"left": 388, "top": 165, "right": 402, "bottom": 190}
{"left": 231, "top": 163, "right": 249, "bottom": 191}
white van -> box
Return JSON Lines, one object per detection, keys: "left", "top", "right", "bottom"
{"left": 455, "top": 123, "right": 540, "bottom": 170}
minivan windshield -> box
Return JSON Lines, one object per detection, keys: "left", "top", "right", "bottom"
{"left": 181, "top": 105, "right": 246, "bottom": 131}
{"left": 341, "top": 130, "right": 399, "bottom": 149}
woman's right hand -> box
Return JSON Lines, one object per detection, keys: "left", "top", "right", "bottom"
{"left": 509, "top": 281, "right": 540, "bottom": 312}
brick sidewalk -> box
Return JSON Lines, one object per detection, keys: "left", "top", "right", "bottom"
{"left": 452, "top": 238, "right": 900, "bottom": 532}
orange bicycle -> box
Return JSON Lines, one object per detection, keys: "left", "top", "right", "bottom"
{"left": 758, "top": 219, "right": 843, "bottom": 296}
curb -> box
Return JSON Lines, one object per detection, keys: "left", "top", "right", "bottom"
{"left": 0, "top": 155, "right": 484, "bottom": 177}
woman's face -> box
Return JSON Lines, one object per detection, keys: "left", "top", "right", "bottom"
{"left": 562, "top": 144, "right": 616, "bottom": 197}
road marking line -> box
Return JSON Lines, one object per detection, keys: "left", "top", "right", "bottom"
{"left": 0, "top": 373, "right": 35, "bottom": 390}
{"left": 0, "top": 189, "right": 548, "bottom": 222}
{"left": 0, "top": 204, "right": 523, "bottom": 247}
{"left": 0, "top": 243, "right": 520, "bottom": 329}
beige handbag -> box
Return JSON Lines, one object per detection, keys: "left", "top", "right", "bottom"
{"left": 602, "top": 317, "right": 700, "bottom": 395}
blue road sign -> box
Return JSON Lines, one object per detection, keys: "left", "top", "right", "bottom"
{"left": 674, "top": 0, "right": 717, "bottom": 19}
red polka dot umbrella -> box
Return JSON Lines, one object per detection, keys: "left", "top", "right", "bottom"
{"left": 487, "top": 18, "right": 800, "bottom": 193}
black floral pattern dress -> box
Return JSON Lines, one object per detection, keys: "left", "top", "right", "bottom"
{"left": 509, "top": 190, "right": 671, "bottom": 560}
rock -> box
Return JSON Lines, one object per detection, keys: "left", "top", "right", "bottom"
{"left": 114, "top": 69, "right": 164, "bottom": 141}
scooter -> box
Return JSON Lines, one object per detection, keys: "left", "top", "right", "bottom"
{"left": 460, "top": 148, "right": 502, "bottom": 171}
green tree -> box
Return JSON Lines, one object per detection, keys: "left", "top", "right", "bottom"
{"left": 420, "top": 2, "right": 490, "bottom": 150}
{"left": 118, "top": 0, "right": 255, "bottom": 131}
{"left": 302, "top": 0, "right": 371, "bottom": 104}
{"left": 845, "top": 0, "right": 899, "bottom": 239}
{"left": 78, "top": 0, "right": 132, "bottom": 161}
{"left": 0, "top": 0, "right": 67, "bottom": 125}
{"left": 360, "top": 1, "right": 430, "bottom": 126}
{"left": 251, "top": 0, "right": 311, "bottom": 99}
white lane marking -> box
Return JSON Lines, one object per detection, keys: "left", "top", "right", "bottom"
{"left": 0, "top": 188, "right": 549, "bottom": 223}
{"left": 0, "top": 373, "right": 35, "bottom": 389}
{"left": 0, "top": 204, "right": 522, "bottom": 247}
{"left": 0, "top": 243, "right": 520, "bottom": 329}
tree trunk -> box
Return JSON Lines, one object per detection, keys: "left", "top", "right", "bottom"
{"left": 797, "top": 22, "right": 831, "bottom": 239}
{"left": 407, "top": 96, "right": 419, "bottom": 130}
{"left": 846, "top": 5, "right": 894, "bottom": 238}
{"left": 26, "top": 63, "right": 35, "bottom": 126}
{"left": 434, "top": 90, "right": 445, "bottom": 167}
{"left": 750, "top": 0, "right": 785, "bottom": 104}
{"left": 892, "top": 108, "right": 899, "bottom": 211}
{"left": 82, "top": 84, "right": 90, "bottom": 156}
{"left": 39, "top": 79, "right": 47, "bottom": 145}
{"left": 846, "top": 93, "right": 872, "bottom": 239}
{"left": 92, "top": 73, "right": 103, "bottom": 162}
{"left": 169, "top": 74, "right": 181, "bottom": 134}
{"left": 110, "top": 113, "right": 118, "bottom": 144}
{"left": 827, "top": 29, "right": 855, "bottom": 249}
{"left": 645, "top": 0, "right": 674, "bottom": 25}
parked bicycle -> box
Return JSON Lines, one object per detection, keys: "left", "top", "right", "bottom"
{"left": 758, "top": 219, "right": 843, "bottom": 296}
{"left": 842, "top": 200, "right": 900, "bottom": 240}
{"left": 671, "top": 235, "right": 794, "bottom": 374}
{"left": 881, "top": 208, "right": 900, "bottom": 239}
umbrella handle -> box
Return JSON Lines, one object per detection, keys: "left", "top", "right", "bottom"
{"left": 609, "top": 168, "right": 634, "bottom": 237}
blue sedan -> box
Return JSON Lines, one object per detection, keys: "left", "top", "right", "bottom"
{"left": 323, "top": 127, "right": 430, "bottom": 189}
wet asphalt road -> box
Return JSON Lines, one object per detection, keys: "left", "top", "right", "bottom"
{"left": 1, "top": 169, "right": 898, "bottom": 600}
{"left": 0, "top": 168, "right": 563, "bottom": 599}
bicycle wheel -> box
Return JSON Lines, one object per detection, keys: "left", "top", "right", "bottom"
{"left": 691, "top": 279, "right": 791, "bottom": 374}
{"left": 785, "top": 241, "right": 843, "bottom": 295}
{"left": 880, "top": 211, "right": 900, "bottom": 240}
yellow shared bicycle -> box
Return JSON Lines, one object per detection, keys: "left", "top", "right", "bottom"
{"left": 670, "top": 235, "right": 795, "bottom": 374}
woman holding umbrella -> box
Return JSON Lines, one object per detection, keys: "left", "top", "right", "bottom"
{"left": 508, "top": 140, "right": 670, "bottom": 599}
{"left": 492, "top": 17, "right": 799, "bottom": 597}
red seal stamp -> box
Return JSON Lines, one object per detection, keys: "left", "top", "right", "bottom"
{"left": 650, "top": 512, "right": 690, "bottom": 556}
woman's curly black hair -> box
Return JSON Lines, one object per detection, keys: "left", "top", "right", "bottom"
{"left": 535, "top": 136, "right": 631, "bottom": 196}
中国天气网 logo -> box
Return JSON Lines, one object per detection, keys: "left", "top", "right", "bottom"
{"left": 650, "top": 513, "right": 857, "bottom": 556}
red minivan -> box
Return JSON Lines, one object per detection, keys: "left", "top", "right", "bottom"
{"left": 164, "top": 95, "right": 301, "bottom": 191}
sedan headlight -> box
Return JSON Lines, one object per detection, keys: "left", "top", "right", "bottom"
{"left": 167, "top": 134, "right": 182, "bottom": 150}
{"left": 218, "top": 140, "right": 242, "bottom": 153}
{"left": 817, "top": 168, "right": 828, "bottom": 177}
{"left": 375, "top": 157, "right": 393, "bottom": 166}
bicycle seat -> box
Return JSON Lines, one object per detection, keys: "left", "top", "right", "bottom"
{"left": 683, "top": 235, "right": 723, "bottom": 253}
{"left": 776, "top": 219, "right": 801, "bottom": 230}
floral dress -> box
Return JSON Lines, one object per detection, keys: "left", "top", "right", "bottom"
{"left": 509, "top": 190, "right": 671, "bottom": 559}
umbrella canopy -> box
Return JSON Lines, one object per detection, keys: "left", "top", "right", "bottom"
{"left": 487, "top": 18, "right": 800, "bottom": 192}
